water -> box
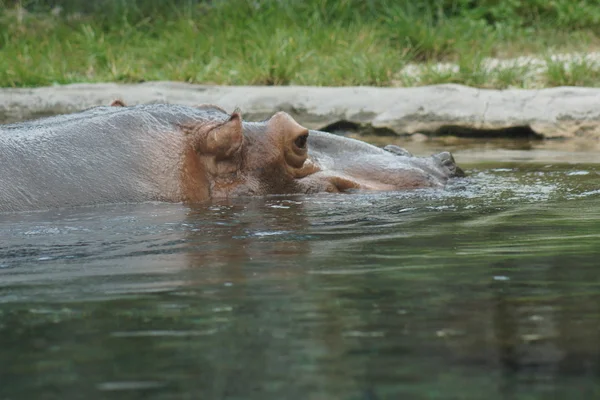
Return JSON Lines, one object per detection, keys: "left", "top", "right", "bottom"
{"left": 1, "top": 140, "right": 599, "bottom": 400}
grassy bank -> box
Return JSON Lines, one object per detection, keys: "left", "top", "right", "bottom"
{"left": 2, "top": 0, "right": 600, "bottom": 88}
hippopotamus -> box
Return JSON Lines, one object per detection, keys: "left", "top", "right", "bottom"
{"left": 0, "top": 104, "right": 464, "bottom": 212}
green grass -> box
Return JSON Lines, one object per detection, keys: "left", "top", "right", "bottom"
{"left": 1, "top": 0, "right": 600, "bottom": 88}
{"left": 545, "top": 57, "right": 600, "bottom": 87}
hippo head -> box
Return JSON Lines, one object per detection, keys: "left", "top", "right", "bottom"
{"left": 179, "top": 108, "right": 464, "bottom": 201}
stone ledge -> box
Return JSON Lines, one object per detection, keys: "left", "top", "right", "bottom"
{"left": 2, "top": 82, "right": 600, "bottom": 139}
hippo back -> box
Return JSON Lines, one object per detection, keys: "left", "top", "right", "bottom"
{"left": 0, "top": 105, "right": 226, "bottom": 212}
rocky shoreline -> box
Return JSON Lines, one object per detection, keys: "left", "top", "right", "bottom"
{"left": 3, "top": 82, "right": 600, "bottom": 139}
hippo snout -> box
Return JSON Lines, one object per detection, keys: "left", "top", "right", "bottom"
{"left": 383, "top": 144, "right": 413, "bottom": 157}
{"left": 434, "top": 151, "right": 465, "bottom": 178}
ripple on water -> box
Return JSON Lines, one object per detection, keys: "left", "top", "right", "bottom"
{"left": 0, "top": 160, "right": 600, "bottom": 400}
{"left": 96, "top": 381, "right": 168, "bottom": 391}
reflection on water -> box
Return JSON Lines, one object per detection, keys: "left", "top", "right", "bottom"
{"left": 1, "top": 155, "right": 600, "bottom": 399}
{"left": 354, "top": 135, "right": 600, "bottom": 164}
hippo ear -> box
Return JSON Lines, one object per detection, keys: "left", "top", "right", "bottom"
{"left": 268, "top": 112, "right": 309, "bottom": 168}
{"left": 110, "top": 99, "right": 126, "bottom": 107}
{"left": 195, "top": 112, "right": 243, "bottom": 159}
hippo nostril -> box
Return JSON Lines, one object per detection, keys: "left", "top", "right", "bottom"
{"left": 434, "top": 151, "right": 455, "bottom": 165}
{"left": 434, "top": 151, "right": 466, "bottom": 177}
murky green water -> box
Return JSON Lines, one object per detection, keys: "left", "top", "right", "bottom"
{"left": 1, "top": 142, "right": 599, "bottom": 400}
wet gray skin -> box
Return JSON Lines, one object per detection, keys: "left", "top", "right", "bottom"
{"left": 307, "top": 132, "right": 464, "bottom": 188}
{"left": 0, "top": 104, "right": 464, "bottom": 212}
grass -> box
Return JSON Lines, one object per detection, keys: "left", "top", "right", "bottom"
{"left": 2, "top": 0, "right": 600, "bottom": 88}
{"left": 545, "top": 57, "right": 600, "bottom": 87}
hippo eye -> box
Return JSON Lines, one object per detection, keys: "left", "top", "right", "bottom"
{"left": 294, "top": 134, "right": 308, "bottom": 149}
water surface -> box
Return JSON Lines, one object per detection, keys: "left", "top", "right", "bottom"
{"left": 1, "top": 140, "right": 599, "bottom": 400}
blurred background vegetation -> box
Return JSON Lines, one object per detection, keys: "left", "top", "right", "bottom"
{"left": 1, "top": 0, "right": 599, "bottom": 87}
